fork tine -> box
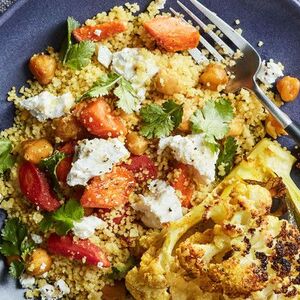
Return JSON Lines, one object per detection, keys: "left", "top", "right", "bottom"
{"left": 170, "top": 7, "right": 224, "bottom": 61}
{"left": 185, "top": 0, "right": 247, "bottom": 50}
{"left": 176, "top": 1, "right": 235, "bottom": 56}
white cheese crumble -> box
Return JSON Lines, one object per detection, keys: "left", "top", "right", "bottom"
{"left": 54, "top": 279, "right": 70, "bottom": 296}
{"left": 257, "top": 59, "right": 284, "bottom": 85}
{"left": 39, "top": 284, "right": 55, "bottom": 300}
{"left": 133, "top": 180, "right": 183, "bottom": 229}
{"left": 73, "top": 216, "right": 107, "bottom": 239}
{"left": 67, "top": 138, "right": 129, "bottom": 186}
{"left": 96, "top": 44, "right": 113, "bottom": 68}
{"left": 20, "top": 91, "right": 75, "bottom": 122}
{"left": 257, "top": 41, "right": 264, "bottom": 47}
{"left": 19, "top": 274, "right": 35, "bottom": 289}
{"left": 234, "top": 19, "right": 240, "bottom": 25}
{"left": 94, "top": 29, "right": 102, "bottom": 36}
{"left": 31, "top": 233, "right": 43, "bottom": 244}
{"left": 158, "top": 134, "right": 219, "bottom": 184}
{"left": 111, "top": 48, "right": 159, "bottom": 109}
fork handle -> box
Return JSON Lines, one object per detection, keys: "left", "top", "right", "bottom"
{"left": 253, "top": 83, "right": 300, "bottom": 145}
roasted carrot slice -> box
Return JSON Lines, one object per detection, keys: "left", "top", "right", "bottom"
{"left": 144, "top": 16, "right": 200, "bottom": 52}
{"left": 73, "top": 21, "right": 127, "bottom": 42}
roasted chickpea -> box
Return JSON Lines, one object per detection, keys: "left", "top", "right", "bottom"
{"left": 26, "top": 248, "right": 52, "bottom": 276}
{"left": 52, "top": 115, "right": 84, "bottom": 142}
{"left": 29, "top": 54, "right": 56, "bottom": 85}
{"left": 22, "top": 138, "right": 53, "bottom": 164}
{"left": 265, "top": 115, "right": 286, "bottom": 139}
{"left": 155, "top": 69, "right": 183, "bottom": 95}
{"left": 228, "top": 118, "right": 244, "bottom": 137}
{"left": 102, "top": 282, "right": 126, "bottom": 300}
{"left": 276, "top": 76, "right": 300, "bottom": 102}
{"left": 199, "top": 63, "right": 228, "bottom": 91}
{"left": 126, "top": 132, "right": 148, "bottom": 155}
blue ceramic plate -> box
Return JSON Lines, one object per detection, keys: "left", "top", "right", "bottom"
{"left": 0, "top": 0, "right": 299, "bottom": 299}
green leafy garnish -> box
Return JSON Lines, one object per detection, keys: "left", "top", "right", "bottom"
{"left": 190, "top": 98, "right": 234, "bottom": 152}
{"left": 39, "top": 199, "right": 84, "bottom": 236}
{"left": 216, "top": 136, "right": 238, "bottom": 177}
{"left": 0, "top": 139, "right": 15, "bottom": 173}
{"left": 59, "top": 17, "right": 95, "bottom": 70}
{"left": 39, "top": 151, "right": 66, "bottom": 197}
{"left": 80, "top": 72, "right": 139, "bottom": 113}
{"left": 140, "top": 100, "right": 183, "bottom": 139}
{"left": 108, "top": 256, "right": 137, "bottom": 280}
{"left": 0, "top": 218, "right": 35, "bottom": 278}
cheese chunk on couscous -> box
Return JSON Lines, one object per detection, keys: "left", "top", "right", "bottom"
{"left": 72, "top": 216, "right": 107, "bottom": 239}
{"left": 67, "top": 138, "right": 130, "bottom": 186}
{"left": 257, "top": 59, "right": 284, "bottom": 85}
{"left": 19, "top": 91, "right": 75, "bottom": 122}
{"left": 134, "top": 179, "right": 183, "bottom": 229}
{"left": 158, "top": 134, "right": 219, "bottom": 184}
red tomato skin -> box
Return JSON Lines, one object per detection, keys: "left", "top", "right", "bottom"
{"left": 47, "top": 233, "right": 110, "bottom": 267}
{"left": 123, "top": 155, "right": 157, "bottom": 183}
{"left": 56, "top": 156, "right": 73, "bottom": 183}
{"left": 19, "top": 162, "right": 60, "bottom": 212}
{"left": 58, "top": 142, "right": 76, "bottom": 155}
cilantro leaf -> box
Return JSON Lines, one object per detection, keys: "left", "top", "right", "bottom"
{"left": 39, "top": 151, "right": 66, "bottom": 197}
{"left": 60, "top": 16, "right": 81, "bottom": 63}
{"left": 80, "top": 73, "right": 121, "bottom": 100}
{"left": 190, "top": 98, "right": 234, "bottom": 152}
{"left": 114, "top": 77, "right": 139, "bottom": 113}
{"left": 39, "top": 199, "right": 84, "bottom": 236}
{"left": 140, "top": 100, "right": 183, "bottom": 139}
{"left": 216, "top": 137, "right": 238, "bottom": 177}
{"left": 9, "top": 260, "right": 25, "bottom": 278}
{"left": 0, "top": 139, "right": 15, "bottom": 173}
{"left": 108, "top": 256, "right": 137, "bottom": 280}
{"left": 20, "top": 237, "right": 35, "bottom": 260}
{"left": 65, "top": 41, "right": 96, "bottom": 70}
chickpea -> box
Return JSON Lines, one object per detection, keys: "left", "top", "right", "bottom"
{"left": 276, "top": 76, "right": 300, "bottom": 102}
{"left": 126, "top": 132, "right": 148, "bottom": 155}
{"left": 29, "top": 54, "right": 56, "bottom": 85}
{"left": 22, "top": 138, "right": 53, "bottom": 164}
{"left": 102, "top": 282, "right": 126, "bottom": 300}
{"left": 199, "top": 63, "right": 228, "bottom": 91}
{"left": 52, "top": 115, "right": 84, "bottom": 142}
{"left": 155, "top": 69, "right": 183, "bottom": 95}
{"left": 265, "top": 115, "right": 286, "bottom": 139}
{"left": 228, "top": 118, "right": 244, "bottom": 137}
{"left": 26, "top": 248, "right": 52, "bottom": 276}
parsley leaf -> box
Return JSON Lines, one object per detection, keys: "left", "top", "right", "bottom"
{"left": 190, "top": 98, "right": 234, "bottom": 152}
{"left": 65, "top": 41, "right": 96, "bottom": 70}
{"left": 39, "top": 199, "right": 84, "bottom": 236}
{"left": 114, "top": 77, "right": 139, "bottom": 114}
{"left": 140, "top": 100, "right": 183, "bottom": 139}
{"left": 0, "top": 139, "right": 15, "bottom": 173}
{"left": 39, "top": 151, "right": 66, "bottom": 198}
{"left": 9, "top": 261, "right": 25, "bottom": 279}
{"left": 81, "top": 73, "right": 121, "bottom": 100}
{"left": 216, "top": 137, "right": 238, "bottom": 177}
{"left": 60, "top": 16, "right": 80, "bottom": 63}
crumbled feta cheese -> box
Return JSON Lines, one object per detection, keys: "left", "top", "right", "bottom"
{"left": 73, "top": 216, "right": 107, "bottom": 239}
{"left": 257, "top": 59, "right": 284, "bottom": 85}
{"left": 96, "top": 44, "right": 113, "bottom": 68}
{"left": 111, "top": 48, "right": 159, "bottom": 110}
{"left": 54, "top": 279, "right": 70, "bottom": 296}
{"left": 19, "top": 274, "right": 35, "bottom": 289}
{"left": 94, "top": 29, "right": 102, "bottom": 36}
{"left": 133, "top": 180, "right": 183, "bottom": 229}
{"left": 20, "top": 91, "right": 75, "bottom": 122}
{"left": 31, "top": 233, "right": 43, "bottom": 244}
{"left": 234, "top": 19, "right": 240, "bottom": 25}
{"left": 257, "top": 41, "right": 264, "bottom": 47}
{"left": 39, "top": 284, "right": 55, "bottom": 300}
{"left": 67, "top": 138, "right": 129, "bottom": 186}
{"left": 158, "top": 134, "right": 219, "bottom": 184}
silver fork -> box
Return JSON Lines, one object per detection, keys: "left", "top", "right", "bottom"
{"left": 170, "top": 0, "right": 300, "bottom": 145}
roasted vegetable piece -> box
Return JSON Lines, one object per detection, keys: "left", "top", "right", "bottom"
{"left": 79, "top": 98, "right": 127, "bottom": 138}
{"left": 26, "top": 248, "right": 52, "bottom": 276}
{"left": 47, "top": 233, "right": 110, "bottom": 267}
{"left": 81, "top": 167, "right": 135, "bottom": 208}
{"left": 123, "top": 155, "right": 157, "bottom": 183}
{"left": 102, "top": 282, "right": 126, "bottom": 300}
{"left": 19, "top": 162, "right": 61, "bottom": 212}
{"left": 56, "top": 156, "right": 73, "bottom": 183}
{"left": 73, "top": 21, "right": 127, "bottom": 42}
{"left": 144, "top": 16, "right": 200, "bottom": 52}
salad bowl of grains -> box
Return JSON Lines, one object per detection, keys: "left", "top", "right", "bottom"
{"left": 0, "top": 0, "right": 300, "bottom": 299}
